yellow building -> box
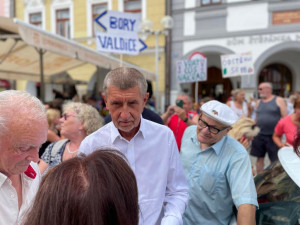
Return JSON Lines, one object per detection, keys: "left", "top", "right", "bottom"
{"left": 15, "top": 0, "right": 168, "bottom": 111}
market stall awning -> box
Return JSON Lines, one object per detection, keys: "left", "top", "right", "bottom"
{"left": 0, "top": 16, "right": 155, "bottom": 83}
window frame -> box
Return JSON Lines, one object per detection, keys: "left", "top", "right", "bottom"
{"left": 29, "top": 12, "right": 42, "bottom": 27}
{"left": 124, "top": 0, "right": 141, "bottom": 13}
{"left": 92, "top": 2, "right": 108, "bottom": 36}
{"left": 56, "top": 8, "right": 70, "bottom": 38}
{"left": 200, "top": 0, "right": 222, "bottom": 6}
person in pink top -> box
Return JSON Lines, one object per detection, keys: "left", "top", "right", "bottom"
{"left": 273, "top": 97, "right": 300, "bottom": 148}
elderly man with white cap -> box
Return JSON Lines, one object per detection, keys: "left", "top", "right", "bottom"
{"left": 180, "top": 100, "right": 258, "bottom": 225}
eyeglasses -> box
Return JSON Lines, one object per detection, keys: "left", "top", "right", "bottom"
{"left": 62, "top": 114, "right": 75, "bottom": 120}
{"left": 198, "top": 117, "right": 228, "bottom": 134}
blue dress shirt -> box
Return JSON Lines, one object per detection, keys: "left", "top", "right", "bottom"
{"left": 180, "top": 125, "right": 258, "bottom": 225}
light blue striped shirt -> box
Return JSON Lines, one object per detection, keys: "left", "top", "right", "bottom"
{"left": 181, "top": 125, "right": 258, "bottom": 225}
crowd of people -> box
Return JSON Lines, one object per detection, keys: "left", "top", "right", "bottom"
{"left": 0, "top": 67, "right": 300, "bottom": 225}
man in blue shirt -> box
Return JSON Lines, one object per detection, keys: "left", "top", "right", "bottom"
{"left": 181, "top": 100, "right": 258, "bottom": 225}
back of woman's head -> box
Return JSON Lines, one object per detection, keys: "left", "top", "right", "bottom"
{"left": 46, "top": 108, "right": 61, "bottom": 126}
{"left": 23, "top": 150, "right": 139, "bottom": 225}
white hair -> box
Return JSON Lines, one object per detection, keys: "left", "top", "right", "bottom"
{"left": 0, "top": 90, "right": 46, "bottom": 136}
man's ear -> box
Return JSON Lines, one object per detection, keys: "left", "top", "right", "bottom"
{"left": 144, "top": 92, "right": 150, "bottom": 103}
{"left": 226, "top": 127, "right": 232, "bottom": 133}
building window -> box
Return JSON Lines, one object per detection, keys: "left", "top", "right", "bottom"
{"left": 56, "top": 9, "right": 70, "bottom": 38}
{"left": 201, "top": 0, "right": 221, "bottom": 6}
{"left": 29, "top": 12, "right": 42, "bottom": 27}
{"left": 124, "top": 0, "right": 141, "bottom": 13}
{"left": 92, "top": 3, "right": 107, "bottom": 36}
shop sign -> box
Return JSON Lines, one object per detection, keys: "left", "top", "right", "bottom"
{"left": 221, "top": 52, "right": 254, "bottom": 78}
{"left": 176, "top": 57, "right": 207, "bottom": 83}
{"left": 273, "top": 10, "right": 300, "bottom": 25}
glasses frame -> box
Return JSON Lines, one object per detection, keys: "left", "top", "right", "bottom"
{"left": 198, "top": 115, "right": 228, "bottom": 134}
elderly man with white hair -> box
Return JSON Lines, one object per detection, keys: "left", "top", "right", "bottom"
{"left": 0, "top": 90, "right": 48, "bottom": 225}
{"left": 180, "top": 100, "right": 258, "bottom": 225}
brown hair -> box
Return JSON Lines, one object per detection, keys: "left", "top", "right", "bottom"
{"left": 23, "top": 149, "right": 139, "bottom": 225}
{"left": 293, "top": 97, "right": 300, "bottom": 109}
{"left": 293, "top": 129, "right": 300, "bottom": 157}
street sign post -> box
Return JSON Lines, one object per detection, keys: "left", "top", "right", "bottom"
{"left": 94, "top": 10, "right": 147, "bottom": 55}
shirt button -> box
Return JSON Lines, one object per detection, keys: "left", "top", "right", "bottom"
{"left": 11, "top": 194, "right": 15, "bottom": 198}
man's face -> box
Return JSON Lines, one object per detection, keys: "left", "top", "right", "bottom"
{"left": 105, "top": 85, "right": 148, "bottom": 139}
{"left": 196, "top": 114, "right": 229, "bottom": 147}
{"left": 177, "top": 95, "right": 191, "bottom": 113}
{"left": 258, "top": 84, "right": 271, "bottom": 99}
{"left": 236, "top": 91, "right": 245, "bottom": 101}
{"left": 0, "top": 118, "right": 48, "bottom": 177}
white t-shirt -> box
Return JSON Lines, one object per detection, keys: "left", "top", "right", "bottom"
{"left": 0, "top": 162, "right": 41, "bottom": 225}
{"left": 230, "top": 101, "right": 248, "bottom": 118}
{"left": 79, "top": 117, "right": 189, "bottom": 225}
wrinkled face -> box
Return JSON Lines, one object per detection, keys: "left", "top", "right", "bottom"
{"left": 196, "top": 114, "right": 229, "bottom": 147}
{"left": 0, "top": 118, "right": 48, "bottom": 177}
{"left": 177, "top": 95, "right": 191, "bottom": 113}
{"left": 60, "top": 110, "right": 84, "bottom": 138}
{"left": 105, "top": 86, "right": 148, "bottom": 139}
{"left": 258, "top": 84, "right": 271, "bottom": 99}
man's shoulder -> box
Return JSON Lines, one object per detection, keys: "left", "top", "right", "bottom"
{"left": 142, "top": 108, "right": 164, "bottom": 125}
{"left": 143, "top": 117, "right": 171, "bottom": 132}
{"left": 185, "top": 125, "right": 197, "bottom": 134}
{"left": 224, "top": 135, "right": 248, "bottom": 155}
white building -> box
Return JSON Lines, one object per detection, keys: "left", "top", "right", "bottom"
{"left": 170, "top": 0, "right": 300, "bottom": 103}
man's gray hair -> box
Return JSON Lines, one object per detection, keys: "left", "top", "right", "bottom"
{"left": 103, "top": 67, "right": 148, "bottom": 97}
{"left": 177, "top": 93, "right": 191, "bottom": 103}
{"left": 260, "top": 82, "right": 273, "bottom": 90}
{"left": 0, "top": 90, "right": 46, "bottom": 136}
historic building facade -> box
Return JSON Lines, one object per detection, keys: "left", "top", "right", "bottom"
{"left": 14, "top": 0, "right": 167, "bottom": 105}
{"left": 171, "top": 0, "right": 300, "bottom": 103}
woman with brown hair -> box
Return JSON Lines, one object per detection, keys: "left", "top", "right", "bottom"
{"left": 273, "top": 97, "right": 300, "bottom": 148}
{"left": 23, "top": 149, "right": 139, "bottom": 225}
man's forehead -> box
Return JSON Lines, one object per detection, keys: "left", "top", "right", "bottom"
{"left": 177, "top": 95, "right": 189, "bottom": 102}
{"left": 201, "top": 113, "right": 225, "bottom": 127}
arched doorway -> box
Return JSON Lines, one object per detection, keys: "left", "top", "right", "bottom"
{"left": 258, "top": 63, "right": 293, "bottom": 97}
{"left": 192, "top": 67, "right": 232, "bottom": 103}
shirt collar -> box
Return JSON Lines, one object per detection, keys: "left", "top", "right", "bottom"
{"left": 0, "top": 172, "right": 7, "bottom": 187}
{"left": 110, "top": 116, "right": 146, "bottom": 143}
{"left": 0, "top": 163, "right": 37, "bottom": 188}
{"left": 210, "top": 135, "right": 227, "bottom": 155}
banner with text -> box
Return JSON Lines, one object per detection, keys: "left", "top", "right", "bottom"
{"left": 221, "top": 52, "right": 254, "bottom": 78}
{"left": 94, "top": 10, "right": 147, "bottom": 55}
{"left": 176, "top": 58, "right": 207, "bottom": 83}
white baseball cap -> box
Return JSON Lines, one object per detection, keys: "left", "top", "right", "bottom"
{"left": 200, "top": 100, "right": 239, "bottom": 126}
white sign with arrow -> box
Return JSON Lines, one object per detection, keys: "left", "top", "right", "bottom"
{"left": 94, "top": 10, "right": 147, "bottom": 55}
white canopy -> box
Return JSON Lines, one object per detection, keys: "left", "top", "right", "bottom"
{"left": 0, "top": 16, "right": 155, "bottom": 89}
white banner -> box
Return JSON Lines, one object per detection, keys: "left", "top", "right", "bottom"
{"left": 176, "top": 58, "right": 207, "bottom": 83}
{"left": 221, "top": 52, "right": 254, "bottom": 78}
